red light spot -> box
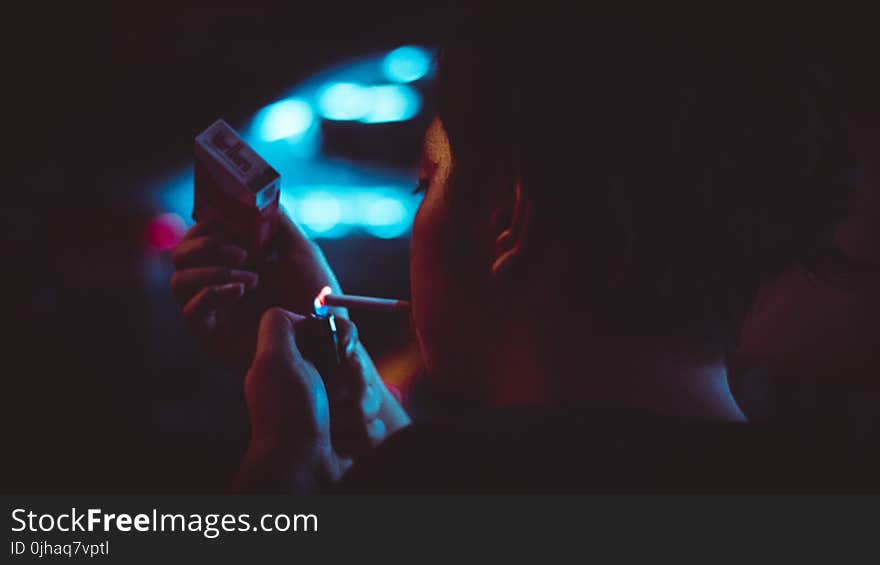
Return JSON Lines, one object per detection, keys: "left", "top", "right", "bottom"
{"left": 146, "top": 213, "right": 186, "bottom": 251}
{"left": 317, "top": 285, "right": 333, "bottom": 306}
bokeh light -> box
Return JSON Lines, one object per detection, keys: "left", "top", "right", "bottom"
{"left": 146, "top": 213, "right": 187, "bottom": 251}
{"left": 318, "top": 82, "right": 421, "bottom": 123}
{"left": 317, "top": 83, "right": 373, "bottom": 121}
{"left": 297, "top": 191, "right": 344, "bottom": 234}
{"left": 153, "top": 47, "right": 436, "bottom": 241}
{"left": 363, "top": 196, "right": 408, "bottom": 238}
{"left": 255, "top": 98, "right": 314, "bottom": 142}
{"left": 382, "top": 46, "right": 432, "bottom": 83}
{"left": 359, "top": 85, "right": 421, "bottom": 123}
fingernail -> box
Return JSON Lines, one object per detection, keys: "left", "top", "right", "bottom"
{"left": 218, "top": 283, "right": 245, "bottom": 297}
{"left": 231, "top": 270, "right": 259, "bottom": 289}
{"left": 221, "top": 245, "right": 248, "bottom": 265}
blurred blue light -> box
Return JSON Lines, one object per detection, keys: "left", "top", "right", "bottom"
{"left": 317, "top": 83, "right": 421, "bottom": 123}
{"left": 156, "top": 169, "right": 195, "bottom": 221}
{"left": 359, "top": 85, "right": 421, "bottom": 123}
{"left": 317, "top": 83, "right": 373, "bottom": 121}
{"left": 255, "top": 98, "right": 314, "bottom": 142}
{"left": 153, "top": 48, "right": 436, "bottom": 242}
{"left": 363, "top": 196, "right": 408, "bottom": 238}
{"left": 297, "top": 192, "right": 343, "bottom": 233}
{"left": 363, "top": 196, "right": 406, "bottom": 226}
{"left": 155, "top": 172, "right": 418, "bottom": 239}
{"left": 280, "top": 186, "right": 418, "bottom": 239}
{"left": 382, "top": 46, "right": 432, "bottom": 83}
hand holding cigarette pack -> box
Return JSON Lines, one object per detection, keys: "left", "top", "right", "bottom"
{"left": 194, "top": 119, "right": 280, "bottom": 256}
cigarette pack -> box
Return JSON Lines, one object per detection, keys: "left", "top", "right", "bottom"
{"left": 194, "top": 119, "right": 280, "bottom": 256}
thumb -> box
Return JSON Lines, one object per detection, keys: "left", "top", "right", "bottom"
{"left": 254, "top": 307, "right": 308, "bottom": 366}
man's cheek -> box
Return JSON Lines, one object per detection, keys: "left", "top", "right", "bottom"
{"left": 410, "top": 221, "right": 445, "bottom": 373}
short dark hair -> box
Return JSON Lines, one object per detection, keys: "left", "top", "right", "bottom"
{"left": 436, "top": 17, "right": 853, "bottom": 360}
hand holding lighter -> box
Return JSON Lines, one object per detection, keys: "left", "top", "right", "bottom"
{"left": 298, "top": 312, "right": 349, "bottom": 411}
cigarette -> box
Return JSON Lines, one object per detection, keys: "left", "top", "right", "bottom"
{"left": 313, "top": 286, "right": 410, "bottom": 316}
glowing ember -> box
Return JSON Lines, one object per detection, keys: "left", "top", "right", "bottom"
{"left": 317, "top": 286, "right": 333, "bottom": 305}
{"left": 313, "top": 286, "right": 333, "bottom": 316}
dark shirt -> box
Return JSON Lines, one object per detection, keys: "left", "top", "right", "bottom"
{"left": 337, "top": 405, "right": 877, "bottom": 493}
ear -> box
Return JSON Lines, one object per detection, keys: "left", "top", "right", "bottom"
{"left": 490, "top": 179, "right": 533, "bottom": 279}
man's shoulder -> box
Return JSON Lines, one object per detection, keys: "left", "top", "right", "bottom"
{"left": 336, "top": 406, "right": 794, "bottom": 493}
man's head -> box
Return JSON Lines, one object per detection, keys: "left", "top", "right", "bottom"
{"left": 410, "top": 18, "right": 853, "bottom": 392}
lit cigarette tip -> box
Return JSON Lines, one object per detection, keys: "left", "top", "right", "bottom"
{"left": 317, "top": 285, "right": 333, "bottom": 306}
{"left": 312, "top": 286, "right": 410, "bottom": 315}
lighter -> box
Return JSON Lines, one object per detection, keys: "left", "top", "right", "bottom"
{"left": 303, "top": 286, "right": 410, "bottom": 408}
{"left": 299, "top": 303, "right": 348, "bottom": 411}
{"left": 303, "top": 288, "right": 410, "bottom": 454}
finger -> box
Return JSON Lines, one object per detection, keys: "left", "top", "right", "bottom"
{"left": 182, "top": 283, "right": 245, "bottom": 333}
{"left": 330, "top": 380, "right": 380, "bottom": 435}
{"left": 332, "top": 413, "right": 386, "bottom": 457}
{"left": 331, "top": 317, "right": 384, "bottom": 420}
{"left": 170, "top": 267, "right": 258, "bottom": 302}
{"left": 171, "top": 236, "right": 248, "bottom": 269}
{"left": 253, "top": 307, "right": 309, "bottom": 366}
{"left": 181, "top": 221, "right": 221, "bottom": 242}
{"left": 326, "top": 325, "right": 383, "bottom": 456}
{"left": 333, "top": 316, "right": 360, "bottom": 355}
{"left": 360, "top": 382, "right": 381, "bottom": 421}
{"left": 364, "top": 417, "right": 387, "bottom": 447}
